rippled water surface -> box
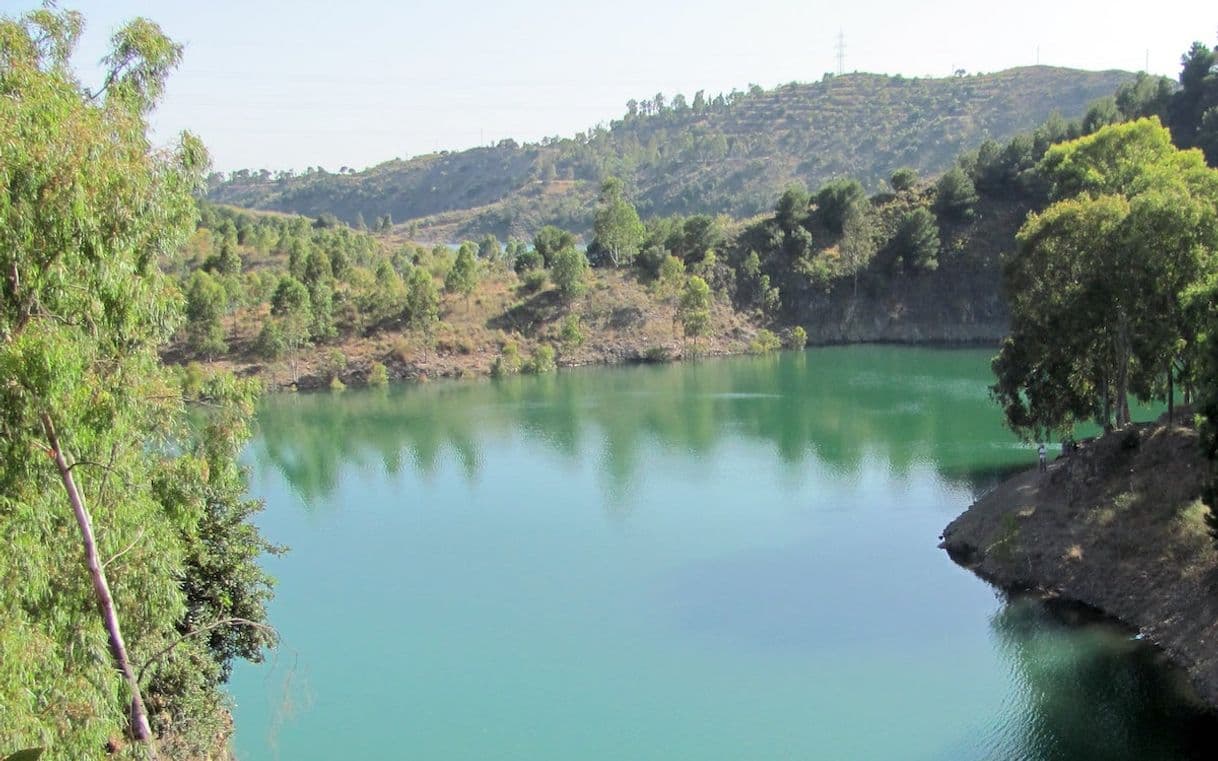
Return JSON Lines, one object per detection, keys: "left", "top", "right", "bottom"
{"left": 229, "top": 346, "right": 1216, "bottom": 760}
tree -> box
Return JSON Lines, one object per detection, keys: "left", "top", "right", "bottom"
{"left": 774, "top": 185, "right": 810, "bottom": 233}
{"left": 992, "top": 119, "right": 1218, "bottom": 438}
{"left": 889, "top": 167, "right": 919, "bottom": 192}
{"left": 678, "top": 276, "right": 712, "bottom": 349}
{"left": 592, "top": 177, "right": 644, "bottom": 267}
{"left": 814, "top": 179, "right": 866, "bottom": 234}
{"left": 934, "top": 166, "right": 979, "bottom": 220}
{"left": 478, "top": 234, "right": 501, "bottom": 261}
{"left": 202, "top": 238, "right": 241, "bottom": 276}
{"left": 656, "top": 254, "right": 686, "bottom": 299}
{"left": 405, "top": 267, "right": 440, "bottom": 333}
{"left": 533, "top": 225, "right": 577, "bottom": 267}
{"left": 551, "top": 245, "right": 589, "bottom": 300}
{"left": 0, "top": 8, "right": 275, "bottom": 756}
{"left": 184, "top": 270, "right": 228, "bottom": 357}
{"left": 445, "top": 242, "right": 479, "bottom": 308}
{"left": 894, "top": 208, "right": 942, "bottom": 272}
{"left": 841, "top": 203, "right": 879, "bottom": 295}
{"left": 1081, "top": 96, "right": 1122, "bottom": 135}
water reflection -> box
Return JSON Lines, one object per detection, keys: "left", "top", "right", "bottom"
{"left": 252, "top": 347, "right": 1030, "bottom": 508}
{"left": 986, "top": 596, "right": 1217, "bottom": 761}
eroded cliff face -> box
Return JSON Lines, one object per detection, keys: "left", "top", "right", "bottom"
{"left": 941, "top": 422, "right": 1218, "bottom": 708}
{"left": 791, "top": 262, "right": 1009, "bottom": 346}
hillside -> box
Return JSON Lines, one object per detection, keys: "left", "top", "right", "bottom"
{"left": 207, "top": 66, "right": 1132, "bottom": 241}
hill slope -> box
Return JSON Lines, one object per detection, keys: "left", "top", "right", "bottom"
{"left": 208, "top": 66, "right": 1132, "bottom": 241}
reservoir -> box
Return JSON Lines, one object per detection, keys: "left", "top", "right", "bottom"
{"left": 229, "top": 346, "right": 1215, "bottom": 760}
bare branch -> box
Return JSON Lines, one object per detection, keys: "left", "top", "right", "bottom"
{"left": 103, "top": 528, "right": 146, "bottom": 570}
{"left": 137, "top": 617, "right": 279, "bottom": 685}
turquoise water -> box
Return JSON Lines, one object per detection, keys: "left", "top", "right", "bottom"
{"left": 228, "top": 346, "right": 1215, "bottom": 760}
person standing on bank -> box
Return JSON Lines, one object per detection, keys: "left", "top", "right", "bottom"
{"left": 1038, "top": 442, "right": 1047, "bottom": 472}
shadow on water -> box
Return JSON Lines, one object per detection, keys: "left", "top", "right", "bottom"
{"left": 980, "top": 595, "right": 1218, "bottom": 761}
{"left": 251, "top": 346, "right": 1040, "bottom": 508}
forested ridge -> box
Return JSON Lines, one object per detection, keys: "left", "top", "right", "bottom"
{"left": 173, "top": 44, "right": 1218, "bottom": 395}
{"left": 206, "top": 67, "right": 1132, "bottom": 241}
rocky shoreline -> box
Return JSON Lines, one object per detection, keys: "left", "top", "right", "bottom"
{"left": 940, "top": 420, "right": 1218, "bottom": 709}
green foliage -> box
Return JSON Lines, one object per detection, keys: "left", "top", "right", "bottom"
{"left": 775, "top": 185, "right": 810, "bottom": 233}
{"left": 532, "top": 225, "right": 577, "bottom": 267}
{"left": 636, "top": 244, "right": 669, "bottom": 279}
{"left": 477, "top": 234, "right": 502, "bottom": 260}
{"left": 934, "top": 166, "right": 979, "bottom": 220}
{"left": 490, "top": 341, "right": 523, "bottom": 377}
{"left": 523, "top": 344, "right": 557, "bottom": 374}
{"left": 592, "top": 177, "right": 645, "bottom": 267}
{"left": 513, "top": 247, "right": 544, "bottom": 273}
{"left": 271, "top": 276, "right": 311, "bottom": 318}
{"left": 749, "top": 328, "right": 782, "bottom": 354}
{"left": 256, "top": 319, "right": 287, "bottom": 360}
{"left": 993, "top": 119, "right": 1218, "bottom": 438}
{"left": 184, "top": 270, "right": 228, "bottom": 357}
{"left": 655, "top": 254, "right": 686, "bottom": 298}
{"left": 520, "top": 269, "right": 548, "bottom": 293}
{"left": 445, "top": 242, "right": 479, "bottom": 303}
{"left": 894, "top": 207, "right": 942, "bottom": 272}
{"left": 1082, "top": 96, "right": 1122, "bottom": 135}
{"left": 0, "top": 8, "right": 274, "bottom": 756}
{"left": 679, "top": 276, "right": 712, "bottom": 345}
{"left": 815, "top": 179, "right": 866, "bottom": 235}
{"left": 889, "top": 168, "right": 919, "bottom": 192}
{"left": 786, "top": 325, "right": 808, "bottom": 349}
{"left": 550, "top": 246, "right": 589, "bottom": 300}
{"left": 560, "top": 315, "right": 585, "bottom": 349}
{"left": 405, "top": 267, "right": 440, "bottom": 331}
{"left": 368, "top": 361, "right": 389, "bottom": 387}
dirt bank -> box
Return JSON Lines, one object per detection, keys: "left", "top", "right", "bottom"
{"left": 940, "top": 420, "right": 1218, "bottom": 708}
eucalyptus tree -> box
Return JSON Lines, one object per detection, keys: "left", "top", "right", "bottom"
{"left": 992, "top": 119, "right": 1218, "bottom": 438}
{"left": 592, "top": 177, "right": 644, "bottom": 267}
{"left": 0, "top": 7, "right": 275, "bottom": 757}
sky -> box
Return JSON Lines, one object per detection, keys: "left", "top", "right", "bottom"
{"left": 6, "top": 0, "right": 1215, "bottom": 173}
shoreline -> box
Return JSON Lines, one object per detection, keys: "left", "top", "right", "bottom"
{"left": 940, "top": 420, "right": 1218, "bottom": 710}
{"left": 183, "top": 333, "right": 1006, "bottom": 393}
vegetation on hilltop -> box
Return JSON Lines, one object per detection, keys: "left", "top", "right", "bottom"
{"left": 207, "top": 67, "right": 1134, "bottom": 241}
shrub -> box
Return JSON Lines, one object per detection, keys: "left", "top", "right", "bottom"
{"left": 644, "top": 345, "right": 671, "bottom": 362}
{"left": 368, "top": 362, "right": 389, "bottom": 386}
{"left": 523, "top": 344, "right": 557, "bottom": 374}
{"left": 391, "top": 336, "right": 412, "bottom": 363}
{"left": 786, "top": 325, "right": 808, "bottom": 349}
{"left": 329, "top": 375, "right": 346, "bottom": 391}
{"left": 521, "top": 269, "right": 548, "bottom": 293}
{"left": 560, "top": 315, "right": 584, "bottom": 349}
{"left": 749, "top": 328, "right": 782, "bottom": 354}
{"left": 491, "top": 341, "right": 522, "bottom": 377}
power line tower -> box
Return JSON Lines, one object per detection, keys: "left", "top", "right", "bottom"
{"left": 835, "top": 30, "right": 846, "bottom": 75}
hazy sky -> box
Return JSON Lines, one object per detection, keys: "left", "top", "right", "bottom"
{"left": 10, "top": 0, "right": 1215, "bottom": 173}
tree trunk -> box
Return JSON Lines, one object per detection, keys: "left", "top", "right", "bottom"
{"left": 1101, "top": 374, "right": 1112, "bottom": 432}
{"left": 1116, "top": 315, "right": 1131, "bottom": 427}
{"left": 1168, "top": 359, "right": 1175, "bottom": 426}
{"left": 39, "top": 413, "right": 159, "bottom": 759}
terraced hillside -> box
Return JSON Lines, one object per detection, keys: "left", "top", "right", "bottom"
{"left": 209, "top": 66, "right": 1133, "bottom": 240}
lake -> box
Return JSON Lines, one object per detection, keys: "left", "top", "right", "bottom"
{"left": 228, "top": 346, "right": 1216, "bottom": 760}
